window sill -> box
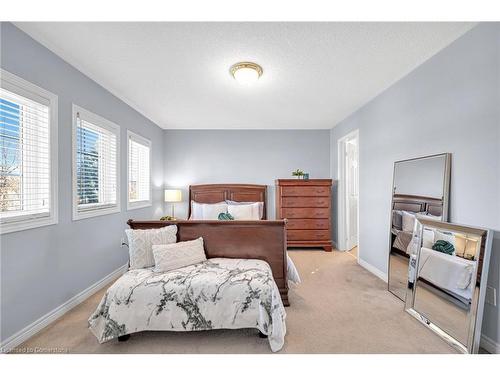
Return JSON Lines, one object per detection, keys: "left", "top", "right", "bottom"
{"left": 0, "top": 215, "right": 58, "bottom": 235}
{"left": 127, "top": 200, "right": 152, "bottom": 211}
{"left": 72, "top": 205, "right": 121, "bottom": 221}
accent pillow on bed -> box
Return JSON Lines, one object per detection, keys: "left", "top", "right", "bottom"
{"left": 228, "top": 202, "right": 261, "bottom": 220}
{"left": 152, "top": 237, "right": 207, "bottom": 272}
{"left": 190, "top": 201, "right": 228, "bottom": 220}
{"left": 125, "top": 225, "right": 178, "bottom": 269}
{"left": 226, "top": 200, "right": 264, "bottom": 219}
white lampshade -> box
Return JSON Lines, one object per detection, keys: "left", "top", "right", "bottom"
{"left": 233, "top": 67, "right": 259, "bottom": 85}
{"left": 230, "top": 62, "right": 263, "bottom": 86}
{"left": 164, "top": 189, "right": 182, "bottom": 203}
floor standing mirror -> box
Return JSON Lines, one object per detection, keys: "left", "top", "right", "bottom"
{"left": 405, "top": 220, "right": 493, "bottom": 353}
{"left": 387, "top": 153, "right": 451, "bottom": 301}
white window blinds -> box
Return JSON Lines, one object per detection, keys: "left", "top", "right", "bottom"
{"left": 128, "top": 131, "right": 151, "bottom": 208}
{"left": 0, "top": 87, "right": 51, "bottom": 222}
{"left": 73, "top": 106, "right": 120, "bottom": 220}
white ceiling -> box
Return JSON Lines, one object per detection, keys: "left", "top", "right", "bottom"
{"left": 15, "top": 22, "right": 475, "bottom": 129}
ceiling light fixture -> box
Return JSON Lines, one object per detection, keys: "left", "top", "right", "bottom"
{"left": 230, "top": 62, "right": 263, "bottom": 85}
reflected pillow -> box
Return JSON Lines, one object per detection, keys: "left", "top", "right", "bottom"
{"left": 402, "top": 211, "right": 416, "bottom": 233}
{"left": 392, "top": 210, "right": 403, "bottom": 230}
{"left": 434, "top": 230, "right": 456, "bottom": 255}
{"left": 422, "top": 228, "right": 435, "bottom": 249}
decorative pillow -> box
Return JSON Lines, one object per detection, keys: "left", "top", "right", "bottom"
{"left": 226, "top": 200, "right": 264, "bottom": 219}
{"left": 228, "top": 202, "right": 260, "bottom": 220}
{"left": 190, "top": 201, "right": 228, "bottom": 220}
{"left": 125, "top": 225, "right": 178, "bottom": 269}
{"left": 402, "top": 211, "right": 416, "bottom": 233}
{"left": 432, "top": 240, "right": 455, "bottom": 255}
{"left": 152, "top": 237, "right": 207, "bottom": 272}
{"left": 434, "top": 230, "right": 456, "bottom": 254}
{"left": 218, "top": 212, "right": 235, "bottom": 220}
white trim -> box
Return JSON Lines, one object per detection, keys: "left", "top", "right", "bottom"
{"left": 126, "top": 130, "right": 152, "bottom": 211}
{"left": 71, "top": 104, "right": 121, "bottom": 221}
{"left": 0, "top": 263, "right": 128, "bottom": 354}
{"left": 480, "top": 334, "right": 500, "bottom": 354}
{"left": 0, "top": 69, "right": 58, "bottom": 234}
{"left": 337, "top": 129, "right": 359, "bottom": 252}
{"left": 358, "top": 258, "right": 388, "bottom": 283}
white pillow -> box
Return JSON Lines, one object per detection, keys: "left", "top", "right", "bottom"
{"left": 422, "top": 228, "right": 435, "bottom": 249}
{"left": 226, "top": 200, "right": 264, "bottom": 219}
{"left": 125, "top": 225, "right": 178, "bottom": 269}
{"left": 152, "top": 237, "right": 207, "bottom": 272}
{"left": 228, "top": 202, "right": 260, "bottom": 220}
{"left": 190, "top": 201, "right": 228, "bottom": 220}
{"left": 402, "top": 211, "right": 416, "bottom": 233}
{"left": 201, "top": 202, "right": 228, "bottom": 220}
{"left": 416, "top": 212, "right": 442, "bottom": 222}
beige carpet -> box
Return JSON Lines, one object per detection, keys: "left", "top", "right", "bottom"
{"left": 13, "top": 250, "right": 459, "bottom": 354}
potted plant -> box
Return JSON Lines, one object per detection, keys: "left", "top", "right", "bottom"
{"left": 292, "top": 169, "right": 305, "bottom": 179}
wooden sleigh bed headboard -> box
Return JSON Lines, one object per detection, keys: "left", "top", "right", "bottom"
{"left": 189, "top": 184, "right": 267, "bottom": 219}
{"left": 392, "top": 194, "right": 444, "bottom": 217}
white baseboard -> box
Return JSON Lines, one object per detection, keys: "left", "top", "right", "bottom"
{"left": 358, "top": 258, "right": 388, "bottom": 283}
{"left": 0, "top": 263, "right": 128, "bottom": 353}
{"left": 481, "top": 334, "right": 500, "bottom": 354}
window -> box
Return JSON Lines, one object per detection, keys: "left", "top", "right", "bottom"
{"left": 127, "top": 131, "right": 151, "bottom": 210}
{"left": 72, "top": 105, "right": 120, "bottom": 220}
{"left": 0, "top": 70, "right": 58, "bottom": 234}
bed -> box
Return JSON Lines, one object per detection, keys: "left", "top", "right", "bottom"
{"left": 89, "top": 219, "right": 290, "bottom": 352}
{"left": 418, "top": 247, "right": 476, "bottom": 302}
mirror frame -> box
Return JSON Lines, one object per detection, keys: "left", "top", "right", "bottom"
{"left": 404, "top": 219, "right": 493, "bottom": 354}
{"left": 387, "top": 153, "right": 452, "bottom": 300}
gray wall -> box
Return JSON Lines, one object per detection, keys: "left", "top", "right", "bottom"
{"left": 330, "top": 23, "right": 500, "bottom": 345}
{"left": 0, "top": 23, "right": 166, "bottom": 342}
{"left": 164, "top": 130, "right": 331, "bottom": 219}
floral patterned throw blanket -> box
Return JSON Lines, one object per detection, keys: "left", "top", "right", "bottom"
{"left": 88, "top": 258, "right": 287, "bottom": 352}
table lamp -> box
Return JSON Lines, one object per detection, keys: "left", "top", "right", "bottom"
{"left": 164, "top": 189, "right": 182, "bottom": 219}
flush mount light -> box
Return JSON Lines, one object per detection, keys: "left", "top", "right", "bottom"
{"left": 230, "top": 62, "right": 263, "bottom": 85}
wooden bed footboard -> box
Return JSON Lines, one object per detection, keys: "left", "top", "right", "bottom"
{"left": 127, "top": 219, "right": 289, "bottom": 306}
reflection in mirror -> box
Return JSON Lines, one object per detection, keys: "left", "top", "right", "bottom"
{"left": 405, "top": 220, "right": 493, "bottom": 353}
{"left": 388, "top": 154, "right": 451, "bottom": 301}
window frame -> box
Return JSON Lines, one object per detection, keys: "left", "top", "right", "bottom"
{"left": 0, "top": 69, "right": 58, "bottom": 234}
{"left": 126, "top": 130, "right": 152, "bottom": 210}
{"left": 72, "top": 104, "right": 121, "bottom": 221}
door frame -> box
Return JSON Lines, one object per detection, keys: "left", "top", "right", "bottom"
{"left": 337, "top": 129, "right": 359, "bottom": 253}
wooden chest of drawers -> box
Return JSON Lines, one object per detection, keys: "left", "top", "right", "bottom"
{"left": 275, "top": 179, "right": 333, "bottom": 251}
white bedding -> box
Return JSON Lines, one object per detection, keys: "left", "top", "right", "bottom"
{"left": 287, "top": 253, "right": 301, "bottom": 285}
{"left": 89, "top": 258, "right": 287, "bottom": 352}
{"left": 418, "top": 247, "right": 476, "bottom": 300}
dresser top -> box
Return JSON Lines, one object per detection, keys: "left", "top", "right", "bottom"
{"left": 275, "top": 179, "right": 333, "bottom": 186}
